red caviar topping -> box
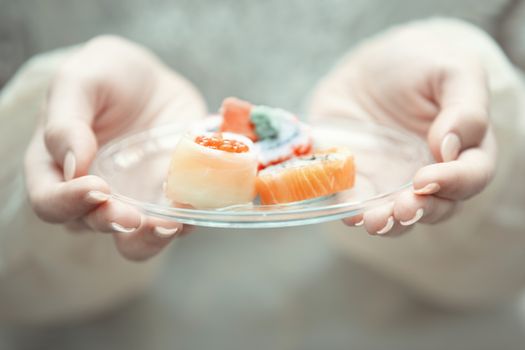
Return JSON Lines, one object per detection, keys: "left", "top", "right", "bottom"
{"left": 194, "top": 134, "right": 249, "bottom": 153}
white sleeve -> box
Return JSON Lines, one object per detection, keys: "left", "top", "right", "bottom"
{"left": 309, "top": 18, "right": 525, "bottom": 308}
{"left": 0, "top": 49, "right": 164, "bottom": 325}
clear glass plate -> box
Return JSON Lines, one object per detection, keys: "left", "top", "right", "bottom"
{"left": 90, "top": 118, "right": 433, "bottom": 228}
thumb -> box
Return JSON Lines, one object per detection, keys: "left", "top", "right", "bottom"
{"left": 427, "top": 64, "right": 489, "bottom": 162}
{"left": 44, "top": 76, "right": 98, "bottom": 180}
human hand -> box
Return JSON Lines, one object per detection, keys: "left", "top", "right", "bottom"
{"left": 309, "top": 24, "right": 496, "bottom": 235}
{"left": 25, "top": 36, "right": 206, "bottom": 260}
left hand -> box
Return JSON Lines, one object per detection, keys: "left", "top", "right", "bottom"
{"left": 309, "top": 24, "right": 497, "bottom": 236}
{"left": 25, "top": 36, "right": 206, "bottom": 260}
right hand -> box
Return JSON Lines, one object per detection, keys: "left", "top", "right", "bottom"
{"left": 308, "top": 23, "right": 496, "bottom": 236}
{"left": 25, "top": 36, "right": 206, "bottom": 261}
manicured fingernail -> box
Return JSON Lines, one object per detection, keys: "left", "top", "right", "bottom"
{"left": 413, "top": 183, "right": 440, "bottom": 195}
{"left": 344, "top": 217, "right": 364, "bottom": 227}
{"left": 376, "top": 216, "right": 394, "bottom": 235}
{"left": 63, "top": 150, "right": 76, "bottom": 181}
{"left": 441, "top": 133, "right": 461, "bottom": 162}
{"left": 154, "top": 226, "right": 180, "bottom": 238}
{"left": 85, "top": 191, "right": 110, "bottom": 204}
{"left": 400, "top": 208, "right": 424, "bottom": 226}
{"left": 354, "top": 219, "right": 364, "bottom": 227}
{"left": 111, "top": 222, "right": 137, "bottom": 233}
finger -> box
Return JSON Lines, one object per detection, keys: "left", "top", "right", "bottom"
{"left": 393, "top": 190, "right": 457, "bottom": 226}
{"left": 113, "top": 216, "right": 183, "bottom": 261}
{"left": 30, "top": 175, "right": 111, "bottom": 223}
{"left": 361, "top": 203, "right": 409, "bottom": 236}
{"left": 413, "top": 133, "right": 495, "bottom": 200}
{"left": 82, "top": 199, "right": 142, "bottom": 233}
{"left": 44, "top": 67, "right": 99, "bottom": 180}
{"left": 83, "top": 200, "right": 182, "bottom": 262}
{"left": 343, "top": 214, "right": 364, "bottom": 227}
{"left": 25, "top": 132, "right": 110, "bottom": 223}
{"left": 427, "top": 63, "right": 489, "bottom": 162}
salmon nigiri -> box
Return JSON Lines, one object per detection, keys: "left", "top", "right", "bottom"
{"left": 166, "top": 132, "right": 258, "bottom": 209}
{"left": 256, "top": 148, "right": 355, "bottom": 205}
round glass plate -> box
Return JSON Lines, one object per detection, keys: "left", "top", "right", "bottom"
{"left": 91, "top": 118, "right": 433, "bottom": 228}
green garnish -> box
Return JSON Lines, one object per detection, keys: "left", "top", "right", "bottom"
{"left": 250, "top": 105, "right": 284, "bottom": 140}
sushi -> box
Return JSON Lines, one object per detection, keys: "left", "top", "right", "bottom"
{"left": 220, "top": 97, "right": 258, "bottom": 141}
{"left": 165, "top": 132, "right": 258, "bottom": 209}
{"left": 256, "top": 148, "right": 355, "bottom": 205}
{"left": 219, "top": 97, "right": 312, "bottom": 169}
{"left": 165, "top": 98, "right": 357, "bottom": 209}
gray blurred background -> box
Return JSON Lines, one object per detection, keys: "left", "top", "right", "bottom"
{"left": 2, "top": 1, "right": 525, "bottom": 349}
{"left": 1, "top": 0, "right": 520, "bottom": 111}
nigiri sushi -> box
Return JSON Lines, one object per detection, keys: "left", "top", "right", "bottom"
{"left": 165, "top": 132, "right": 258, "bottom": 209}
{"left": 256, "top": 148, "right": 355, "bottom": 205}
{"left": 219, "top": 97, "right": 312, "bottom": 169}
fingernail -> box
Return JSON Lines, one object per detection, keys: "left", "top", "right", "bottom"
{"left": 344, "top": 217, "right": 364, "bottom": 227}
{"left": 400, "top": 208, "right": 424, "bottom": 226}
{"left": 441, "top": 133, "right": 461, "bottom": 162}
{"left": 63, "top": 150, "right": 76, "bottom": 181}
{"left": 154, "top": 226, "right": 180, "bottom": 238}
{"left": 111, "top": 222, "right": 137, "bottom": 233}
{"left": 85, "top": 191, "right": 110, "bottom": 204}
{"left": 376, "top": 216, "right": 394, "bottom": 235}
{"left": 413, "top": 183, "right": 440, "bottom": 195}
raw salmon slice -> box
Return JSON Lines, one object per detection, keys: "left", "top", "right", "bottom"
{"left": 219, "top": 97, "right": 258, "bottom": 141}
{"left": 256, "top": 148, "right": 355, "bottom": 205}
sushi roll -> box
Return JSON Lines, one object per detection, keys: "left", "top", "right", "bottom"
{"left": 220, "top": 97, "right": 312, "bottom": 169}
{"left": 165, "top": 132, "right": 258, "bottom": 209}
{"left": 256, "top": 148, "right": 355, "bottom": 205}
